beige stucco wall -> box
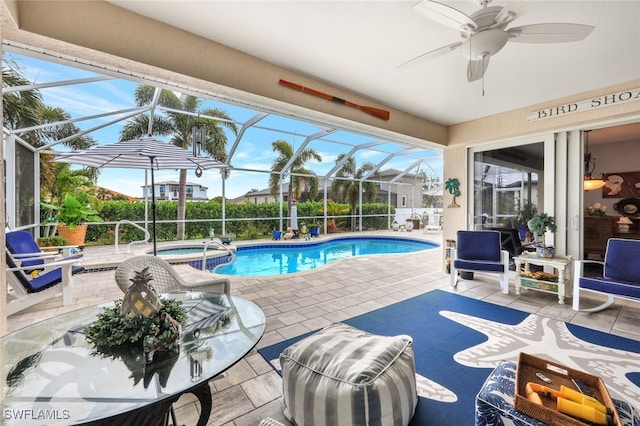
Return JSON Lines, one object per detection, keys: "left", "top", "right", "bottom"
{"left": 449, "top": 80, "right": 640, "bottom": 146}
{"left": 443, "top": 81, "right": 640, "bottom": 249}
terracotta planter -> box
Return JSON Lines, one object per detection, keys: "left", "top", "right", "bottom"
{"left": 57, "top": 224, "right": 88, "bottom": 246}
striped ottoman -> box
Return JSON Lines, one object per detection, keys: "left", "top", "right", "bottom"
{"left": 280, "top": 323, "right": 417, "bottom": 426}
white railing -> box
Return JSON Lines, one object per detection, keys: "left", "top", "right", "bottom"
{"left": 202, "top": 239, "right": 236, "bottom": 271}
{"left": 115, "top": 220, "right": 151, "bottom": 253}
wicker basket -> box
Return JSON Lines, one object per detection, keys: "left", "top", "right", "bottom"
{"left": 514, "top": 353, "right": 621, "bottom": 426}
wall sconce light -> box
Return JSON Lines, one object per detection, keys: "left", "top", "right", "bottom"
{"left": 583, "top": 130, "right": 605, "bottom": 191}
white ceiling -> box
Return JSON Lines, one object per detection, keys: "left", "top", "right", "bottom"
{"left": 108, "top": 0, "right": 640, "bottom": 127}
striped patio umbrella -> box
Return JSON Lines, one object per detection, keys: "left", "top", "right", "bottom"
{"left": 53, "top": 138, "right": 228, "bottom": 255}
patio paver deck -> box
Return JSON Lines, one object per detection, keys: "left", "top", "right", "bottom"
{"left": 6, "top": 230, "right": 639, "bottom": 425}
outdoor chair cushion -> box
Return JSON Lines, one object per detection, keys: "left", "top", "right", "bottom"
{"left": 603, "top": 238, "right": 640, "bottom": 283}
{"left": 578, "top": 238, "right": 640, "bottom": 299}
{"left": 456, "top": 230, "right": 501, "bottom": 261}
{"left": 454, "top": 231, "right": 505, "bottom": 273}
{"left": 280, "top": 322, "right": 417, "bottom": 426}
{"left": 577, "top": 276, "right": 640, "bottom": 299}
{"left": 6, "top": 230, "right": 83, "bottom": 273}
{"left": 6, "top": 252, "right": 84, "bottom": 293}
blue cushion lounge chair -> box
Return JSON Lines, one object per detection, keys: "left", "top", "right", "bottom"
{"left": 573, "top": 238, "right": 640, "bottom": 312}
{"left": 6, "top": 250, "right": 84, "bottom": 315}
{"left": 451, "top": 230, "right": 511, "bottom": 294}
{"left": 6, "top": 230, "right": 83, "bottom": 273}
{"left": 5, "top": 230, "right": 84, "bottom": 315}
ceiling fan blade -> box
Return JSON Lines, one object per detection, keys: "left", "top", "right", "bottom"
{"left": 467, "top": 56, "right": 490, "bottom": 82}
{"left": 397, "top": 41, "right": 463, "bottom": 69}
{"left": 413, "top": 0, "right": 476, "bottom": 32}
{"left": 508, "top": 23, "right": 595, "bottom": 43}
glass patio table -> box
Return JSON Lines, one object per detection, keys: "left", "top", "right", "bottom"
{"left": 0, "top": 292, "right": 266, "bottom": 425}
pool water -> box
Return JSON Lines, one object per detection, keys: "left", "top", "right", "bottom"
{"left": 213, "top": 237, "right": 437, "bottom": 277}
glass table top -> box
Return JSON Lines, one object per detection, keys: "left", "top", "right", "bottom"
{"left": 1, "top": 292, "right": 266, "bottom": 425}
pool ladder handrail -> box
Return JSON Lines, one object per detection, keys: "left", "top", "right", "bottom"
{"left": 202, "top": 239, "right": 236, "bottom": 271}
{"left": 115, "top": 220, "right": 151, "bottom": 254}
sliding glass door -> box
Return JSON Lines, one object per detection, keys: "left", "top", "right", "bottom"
{"left": 472, "top": 143, "right": 543, "bottom": 232}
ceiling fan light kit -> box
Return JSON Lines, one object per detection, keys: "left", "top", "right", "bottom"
{"left": 403, "top": 0, "right": 594, "bottom": 83}
{"left": 460, "top": 29, "right": 509, "bottom": 59}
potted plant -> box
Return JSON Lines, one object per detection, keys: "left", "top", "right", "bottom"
{"left": 42, "top": 194, "right": 104, "bottom": 246}
{"left": 527, "top": 212, "right": 557, "bottom": 257}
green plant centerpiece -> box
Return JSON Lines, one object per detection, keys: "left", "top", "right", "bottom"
{"left": 527, "top": 212, "right": 557, "bottom": 258}
{"left": 84, "top": 268, "right": 187, "bottom": 362}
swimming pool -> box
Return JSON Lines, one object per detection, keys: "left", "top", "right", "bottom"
{"left": 213, "top": 236, "right": 438, "bottom": 277}
{"left": 142, "top": 244, "right": 234, "bottom": 271}
{"left": 153, "top": 246, "right": 220, "bottom": 255}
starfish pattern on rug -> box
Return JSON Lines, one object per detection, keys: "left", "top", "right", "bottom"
{"left": 440, "top": 310, "right": 640, "bottom": 405}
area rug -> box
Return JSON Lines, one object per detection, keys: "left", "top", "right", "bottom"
{"left": 258, "top": 289, "right": 640, "bottom": 425}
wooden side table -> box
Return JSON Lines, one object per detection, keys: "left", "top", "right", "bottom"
{"left": 514, "top": 253, "right": 574, "bottom": 304}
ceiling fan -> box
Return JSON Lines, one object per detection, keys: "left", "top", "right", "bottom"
{"left": 400, "top": 0, "right": 594, "bottom": 82}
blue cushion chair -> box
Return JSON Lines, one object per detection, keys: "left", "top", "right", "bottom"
{"left": 451, "top": 230, "right": 511, "bottom": 294}
{"left": 5, "top": 250, "right": 84, "bottom": 316}
{"left": 573, "top": 238, "right": 640, "bottom": 312}
{"left": 6, "top": 230, "right": 83, "bottom": 273}
{"left": 5, "top": 230, "right": 85, "bottom": 315}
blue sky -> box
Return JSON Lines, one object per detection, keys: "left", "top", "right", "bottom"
{"left": 5, "top": 52, "right": 442, "bottom": 199}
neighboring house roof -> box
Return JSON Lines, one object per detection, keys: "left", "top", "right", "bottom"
{"left": 378, "top": 169, "right": 419, "bottom": 179}
{"left": 95, "top": 186, "right": 139, "bottom": 201}
{"left": 141, "top": 180, "right": 209, "bottom": 189}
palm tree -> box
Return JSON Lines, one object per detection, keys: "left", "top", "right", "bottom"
{"left": 268, "top": 139, "right": 322, "bottom": 224}
{"left": 2, "top": 64, "right": 43, "bottom": 132}
{"left": 47, "top": 163, "right": 96, "bottom": 206}
{"left": 3, "top": 65, "right": 96, "bottom": 151}
{"left": 120, "top": 85, "right": 238, "bottom": 239}
{"left": 330, "top": 154, "right": 379, "bottom": 231}
{"left": 38, "top": 106, "right": 98, "bottom": 199}
{"left": 3, "top": 64, "right": 97, "bottom": 220}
